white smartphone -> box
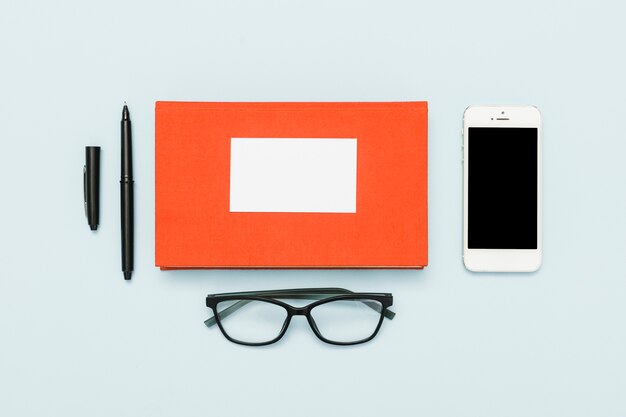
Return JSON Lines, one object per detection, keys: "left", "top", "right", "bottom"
{"left": 463, "top": 105, "right": 542, "bottom": 272}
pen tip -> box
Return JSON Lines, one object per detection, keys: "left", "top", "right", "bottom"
{"left": 124, "top": 271, "right": 132, "bottom": 280}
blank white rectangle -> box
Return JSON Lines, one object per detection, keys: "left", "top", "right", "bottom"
{"left": 230, "top": 138, "right": 357, "bottom": 213}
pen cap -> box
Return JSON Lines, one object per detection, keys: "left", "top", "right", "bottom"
{"left": 84, "top": 146, "right": 100, "bottom": 230}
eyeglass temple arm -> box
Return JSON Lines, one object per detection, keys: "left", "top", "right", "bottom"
{"left": 204, "top": 288, "right": 394, "bottom": 328}
{"left": 216, "top": 288, "right": 395, "bottom": 320}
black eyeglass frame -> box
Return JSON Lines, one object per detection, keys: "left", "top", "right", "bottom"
{"left": 205, "top": 288, "right": 394, "bottom": 346}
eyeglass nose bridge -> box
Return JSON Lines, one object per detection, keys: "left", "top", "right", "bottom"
{"left": 290, "top": 307, "right": 308, "bottom": 316}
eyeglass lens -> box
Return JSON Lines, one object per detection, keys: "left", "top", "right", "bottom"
{"left": 217, "top": 300, "right": 288, "bottom": 344}
{"left": 310, "top": 299, "right": 383, "bottom": 343}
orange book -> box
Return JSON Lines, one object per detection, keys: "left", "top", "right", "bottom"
{"left": 155, "top": 102, "right": 428, "bottom": 269}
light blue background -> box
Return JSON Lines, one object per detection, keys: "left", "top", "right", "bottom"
{"left": 1, "top": 1, "right": 625, "bottom": 416}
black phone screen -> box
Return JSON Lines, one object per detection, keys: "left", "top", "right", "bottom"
{"left": 468, "top": 127, "right": 538, "bottom": 249}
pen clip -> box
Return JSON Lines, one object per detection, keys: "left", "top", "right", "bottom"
{"left": 83, "top": 165, "right": 88, "bottom": 218}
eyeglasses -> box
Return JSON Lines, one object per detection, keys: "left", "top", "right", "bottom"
{"left": 205, "top": 288, "right": 395, "bottom": 346}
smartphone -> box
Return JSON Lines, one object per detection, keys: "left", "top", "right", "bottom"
{"left": 463, "top": 105, "right": 542, "bottom": 272}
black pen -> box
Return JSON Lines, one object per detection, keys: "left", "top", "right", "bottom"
{"left": 121, "top": 103, "right": 134, "bottom": 280}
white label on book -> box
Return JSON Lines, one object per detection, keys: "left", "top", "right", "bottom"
{"left": 230, "top": 138, "right": 357, "bottom": 213}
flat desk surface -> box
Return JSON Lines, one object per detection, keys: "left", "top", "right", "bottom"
{"left": 1, "top": 1, "right": 624, "bottom": 416}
